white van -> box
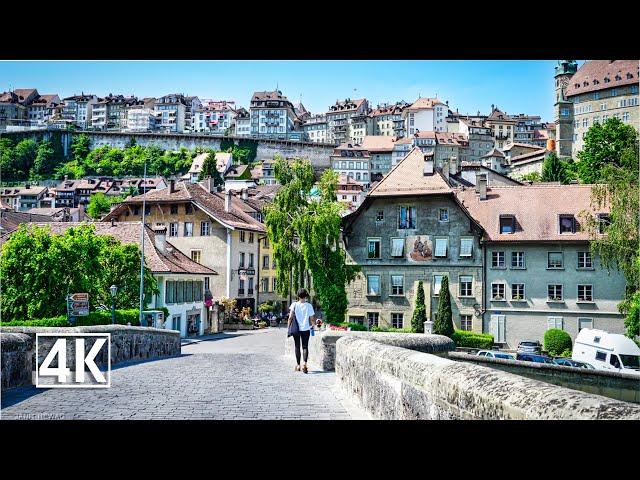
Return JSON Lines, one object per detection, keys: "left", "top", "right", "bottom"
{"left": 572, "top": 328, "right": 640, "bottom": 375}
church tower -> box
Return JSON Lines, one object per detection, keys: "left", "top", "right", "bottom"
{"left": 554, "top": 60, "right": 578, "bottom": 157}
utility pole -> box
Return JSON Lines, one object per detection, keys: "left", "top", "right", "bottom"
{"left": 138, "top": 160, "right": 147, "bottom": 325}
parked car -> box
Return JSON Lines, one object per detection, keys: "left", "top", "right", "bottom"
{"left": 572, "top": 328, "right": 640, "bottom": 375}
{"left": 476, "top": 350, "right": 515, "bottom": 360}
{"left": 552, "top": 358, "right": 595, "bottom": 369}
{"left": 516, "top": 340, "right": 542, "bottom": 354}
{"left": 516, "top": 353, "right": 555, "bottom": 364}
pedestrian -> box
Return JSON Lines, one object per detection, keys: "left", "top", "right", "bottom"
{"left": 287, "top": 288, "right": 317, "bottom": 374}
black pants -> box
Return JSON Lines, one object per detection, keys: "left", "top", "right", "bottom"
{"left": 292, "top": 330, "right": 311, "bottom": 365}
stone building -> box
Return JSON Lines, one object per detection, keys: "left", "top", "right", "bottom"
{"left": 456, "top": 184, "right": 626, "bottom": 348}
{"left": 342, "top": 148, "right": 485, "bottom": 331}
{"left": 330, "top": 142, "right": 371, "bottom": 186}
{"left": 249, "top": 90, "right": 299, "bottom": 140}
{"left": 370, "top": 101, "right": 408, "bottom": 138}
{"left": 302, "top": 114, "right": 329, "bottom": 143}
{"left": 455, "top": 118, "right": 494, "bottom": 164}
{"left": 554, "top": 60, "right": 639, "bottom": 158}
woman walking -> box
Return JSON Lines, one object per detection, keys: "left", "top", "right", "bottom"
{"left": 287, "top": 288, "right": 318, "bottom": 374}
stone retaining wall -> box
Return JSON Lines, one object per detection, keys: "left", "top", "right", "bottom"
{"left": 1, "top": 326, "right": 181, "bottom": 390}
{"left": 1, "top": 333, "right": 33, "bottom": 390}
{"left": 449, "top": 352, "right": 640, "bottom": 404}
{"left": 284, "top": 330, "right": 455, "bottom": 370}
{"left": 335, "top": 337, "right": 640, "bottom": 419}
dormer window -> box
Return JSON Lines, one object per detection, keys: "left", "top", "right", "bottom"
{"left": 597, "top": 213, "right": 611, "bottom": 234}
{"left": 615, "top": 74, "right": 621, "bottom": 81}
{"left": 499, "top": 215, "right": 515, "bottom": 234}
{"left": 559, "top": 215, "right": 576, "bottom": 234}
{"left": 627, "top": 73, "right": 633, "bottom": 79}
{"left": 583, "top": 81, "right": 589, "bottom": 87}
{"left": 604, "top": 77, "right": 610, "bottom": 83}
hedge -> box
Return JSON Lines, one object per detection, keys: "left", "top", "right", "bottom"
{"left": 0, "top": 309, "right": 141, "bottom": 327}
{"left": 451, "top": 330, "right": 494, "bottom": 349}
{"left": 544, "top": 328, "right": 572, "bottom": 356}
{"left": 329, "top": 322, "right": 368, "bottom": 331}
{"left": 371, "top": 326, "right": 413, "bottom": 333}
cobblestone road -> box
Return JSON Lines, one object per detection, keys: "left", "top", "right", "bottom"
{"left": 1, "top": 327, "right": 366, "bottom": 420}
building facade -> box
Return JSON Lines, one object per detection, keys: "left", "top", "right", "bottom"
{"left": 302, "top": 114, "right": 329, "bottom": 143}
{"left": 402, "top": 97, "right": 448, "bottom": 136}
{"left": 154, "top": 94, "right": 187, "bottom": 133}
{"left": 485, "top": 105, "right": 516, "bottom": 150}
{"left": 342, "top": 148, "right": 484, "bottom": 331}
{"left": 249, "top": 90, "right": 298, "bottom": 139}
{"left": 456, "top": 184, "right": 626, "bottom": 348}
{"left": 326, "top": 98, "right": 369, "bottom": 144}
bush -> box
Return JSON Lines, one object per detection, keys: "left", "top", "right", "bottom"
{"left": 0, "top": 309, "right": 140, "bottom": 327}
{"left": 433, "top": 276, "right": 454, "bottom": 337}
{"left": 328, "top": 321, "right": 368, "bottom": 331}
{"left": 411, "top": 281, "right": 427, "bottom": 333}
{"left": 371, "top": 326, "right": 413, "bottom": 333}
{"left": 560, "top": 348, "right": 573, "bottom": 358}
{"left": 242, "top": 318, "right": 253, "bottom": 326}
{"left": 544, "top": 328, "right": 572, "bottom": 356}
{"left": 451, "top": 330, "right": 494, "bottom": 349}
{"left": 258, "top": 321, "right": 268, "bottom": 328}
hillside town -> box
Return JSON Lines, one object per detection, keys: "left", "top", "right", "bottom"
{"left": 1, "top": 59, "right": 638, "bottom": 349}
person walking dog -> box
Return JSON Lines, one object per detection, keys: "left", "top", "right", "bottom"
{"left": 287, "top": 288, "right": 318, "bottom": 373}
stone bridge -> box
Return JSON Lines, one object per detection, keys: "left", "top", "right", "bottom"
{"left": 2, "top": 327, "right": 639, "bottom": 420}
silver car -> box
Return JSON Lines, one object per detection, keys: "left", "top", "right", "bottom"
{"left": 517, "top": 340, "right": 542, "bottom": 354}
{"left": 477, "top": 350, "right": 515, "bottom": 360}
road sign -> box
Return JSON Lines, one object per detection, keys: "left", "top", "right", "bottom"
{"left": 238, "top": 268, "right": 255, "bottom": 276}
{"left": 67, "top": 293, "right": 89, "bottom": 316}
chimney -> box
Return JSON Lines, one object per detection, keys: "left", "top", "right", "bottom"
{"left": 449, "top": 156, "right": 459, "bottom": 176}
{"left": 441, "top": 161, "right": 449, "bottom": 182}
{"left": 64, "top": 175, "right": 68, "bottom": 182}
{"left": 423, "top": 155, "right": 434, "bottom": 176}
{"left": 477, "top": 174, "right": 488, "bottom": 200}
{"left": 153, "top": 225, "right": 167, "bottom": 253}
{"left": 242, "top": 189, "right": 248, "bottom": 200}
{"left": 169, "top": 179, "right": 176, "bottom": 193}
{"left": 225, "top": 189, "right": 231, "bottom": 213}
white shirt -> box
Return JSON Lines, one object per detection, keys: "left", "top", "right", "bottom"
{"left": 289, "top": 301, "right": 315, "bottom": 332}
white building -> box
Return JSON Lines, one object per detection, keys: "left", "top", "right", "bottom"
{"left": 127, "top": 107, "right": 158, "bottom": 131}
{"left": 154, "top": 93, "right": 187, "bottom": 133}
{"left": 402, "top": 97, "right": 448, "bottom": 136}
{"left": 249, "top": 90, "right": 298, "bottom": 139}
{"left": 303, "top": 114, "right": 329, "bottom": 143}
{"left": 61, "top": 94, "right": 98, "bottom": 129}
{"left": 234, "top": 108, "right": 251, "bottom": 136}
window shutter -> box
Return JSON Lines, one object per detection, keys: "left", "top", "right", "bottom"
{"left": 391, "top": 238, "right": 404, "bottom": 257}
{"left": 460, "top": 238, "right": 473, "bottom": 257}
{"left": 435, "top": 238, "right": 448, "bottom": 257}
{"left": 490, "top": 315, "right": 499, "bottom": 339}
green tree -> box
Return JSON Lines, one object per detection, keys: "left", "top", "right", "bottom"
{"left": 264, "top": 155, "right": 359, "bottom": 324}
{"left": 541, "top": 152, "right": 569, "bottom": 183}
{"left": 519, "top": 171, "right": 541, "bottom": 182}
{"left": 580, "top": 124, "right": 639, "bottom": 337}
{"left": 411, "top": 281, "right": 427, "bottom": 333}
{"left": 14, "top": 139, "right": 38, "bottom": 178}
{"left": 71, "top": 133, "right": 91, "bottom": 161}
{"left": 87, "top": 192, "right": 112, "bottom": 219}
{"left": 0, "top": 224, "right": 157, "bottom": 321}
{"left": 577, "top": 117, "right": 638, "bottom": 184}
{"left": 432, "top": 276, "right": 454, "bottom": 337}
{"left": 31, "top": 139, "right": 56, "bottom": 178}
{"left": 0, "top": 138, "right": 15, "bottom": 179}
{"left": 198, "top": 152, "right": 224, "bottom": 185}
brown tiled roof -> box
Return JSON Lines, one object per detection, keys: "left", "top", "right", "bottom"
{"left": 414, "top": 131, "right": 437, "bottom": 139}
{"left": 368, "top": 148, "right": 451, "bottom": 197}
{"left": 436, "top": 132, "right": 468, "bottom": 146}
{"left": 19, "top": 222, "right": 216, "bottom": 275}
{"left": 360, "top": 135, "right": 396, "bottom": 152}
{"left": 566, "top": 60, "right": 639, "bottom": 98}
{"left": 327, "top": 98, "right": 366, "bottom": 113}
{"left": 252, "top": 90, "right": 289, "bottom": 102}
{"left": 481, "top": 148, "right": 505, "bottom": 158}
{"left": 0, "top": 210, "right": 57, "bottom": 237}
{"left": 13, "top": 185, "right": 48, "bottom": 196}
{"left": 510, "top": 149, "right": 547, "bottom": 164}
{"left": 404, "top": 97, "right": 446, "bottom": 111}
{"left": 13, "top": 88, "right": 38, "bottom": 103}
{"left": 486, "top": 107, "right": 516, "bottom": 124}
{"left": 455, "top": 184, "right": 606, "bottom": 242}
{"left": 103, "top": 182, "right": 265, "bottom": 232}
{"left": 225, "top": 164, "right": 249, "bottom": 178}
{"left": 503, "top": 142, "right": 543, "bottom": 152}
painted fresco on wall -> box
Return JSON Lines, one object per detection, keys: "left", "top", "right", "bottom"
{"left": 408, "top": 235, "right": 433, "bottom": 262}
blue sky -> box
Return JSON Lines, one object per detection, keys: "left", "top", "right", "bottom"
{"left": 0, "top": 60, "right": 577, "bottom": 121}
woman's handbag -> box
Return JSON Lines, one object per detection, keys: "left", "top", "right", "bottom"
{"left": 287, "top": 303, "right": 299, "bottom": 337}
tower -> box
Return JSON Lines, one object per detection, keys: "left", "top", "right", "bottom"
{"left": 554, "top": 60, "right": 578, "bottom": 157}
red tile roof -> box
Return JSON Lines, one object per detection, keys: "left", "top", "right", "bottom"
{"left": 404, "top": 97, "right": 446, "bottom": 111}
{"left": 455, "top": 184, "right": 607, "bottom": 242}
{"left": 566, "top": 60, "right": 639, "bottom": 98}
{"left": 367, "top": 148, "right": 451, "bottom": 197}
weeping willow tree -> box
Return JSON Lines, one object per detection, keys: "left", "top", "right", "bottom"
{"left": 264, "top": 155, "right": 359, "bottom": 324}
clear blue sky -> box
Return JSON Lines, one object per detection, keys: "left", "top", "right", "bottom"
{"left": 0, "top": 60, "right": 580, "bottom": 121}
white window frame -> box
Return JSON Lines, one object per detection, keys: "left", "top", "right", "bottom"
{"left": 433, "top": 274, "right": 444, "bottom": 296}
{"left": 367, "top": 238, "right": 381, "bottom": 259}
{"left": 438, "top": 208, "right": 449, "bottom": 222}
{"left": 511, "top": 283, "right": 526, "bottom": 301}
{"left": 547, "top": 284, "right": 564, "bottom": 301}
{"left": 511, "top": 251, "right": 525, "bottom": 269}
{"left": 459, "top": 276, "right": 473, "bottom": 297}
{"left": 190, "top": 250, "right": 201, "bottom": 263}
{"left": 390, "top": 275, "right": 404, "bottom": 296}
{"left": 367, "top": 275, "right": 381, "bottom": 296}
{"left": 547, "top": 252, "right": 564, "bottom": 269}
{"left": 391, "top": 313, "right": 404, "bottom": 329}
{"left": 460, "top": 314, "right": 473, "bottom": 331}
{"left": 578, "top": 317, "right": 593, "bottom": 332}
{"left": 492, "top": 251, "right": 505, "bottom": 268}
{"left": 547, "top": 316, "right": 563, "bottom": 330}
{"left": 184, "top": 222, "right": 193, "bottom": 237}
{"left": 577, "top": 251, "right": 593, "bottom": 269}
{"left": 577, "top": 284, "right": 593, "bottom": 302}
{"left": 491, "top": 282, "right": 506, "bottom": 301}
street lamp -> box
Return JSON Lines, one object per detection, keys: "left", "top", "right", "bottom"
{"left": 110, "top": 285, "right": 118, "bottom": 324}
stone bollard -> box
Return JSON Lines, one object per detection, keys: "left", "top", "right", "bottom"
{"left": 424, "top": 321, "right": 433, "bottom": 334}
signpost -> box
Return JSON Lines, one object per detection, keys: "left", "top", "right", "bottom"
{"left": 67, "top": 293, "right": 89, "bottom": 325}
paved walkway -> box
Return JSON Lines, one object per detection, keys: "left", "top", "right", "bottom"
{"left": 1, "top": 327, "right": 366, "bottom": 420}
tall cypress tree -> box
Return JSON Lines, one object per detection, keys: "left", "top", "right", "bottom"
{"left": 433, "top": 276, "right": 454, "bottom": 337}
{"left": 411, "top": 281, "right": 427, "bottom": 333}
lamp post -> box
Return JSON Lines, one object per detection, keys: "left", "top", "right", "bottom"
{"left": 110, "top": 284, "right": 118, "bottom": 324}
